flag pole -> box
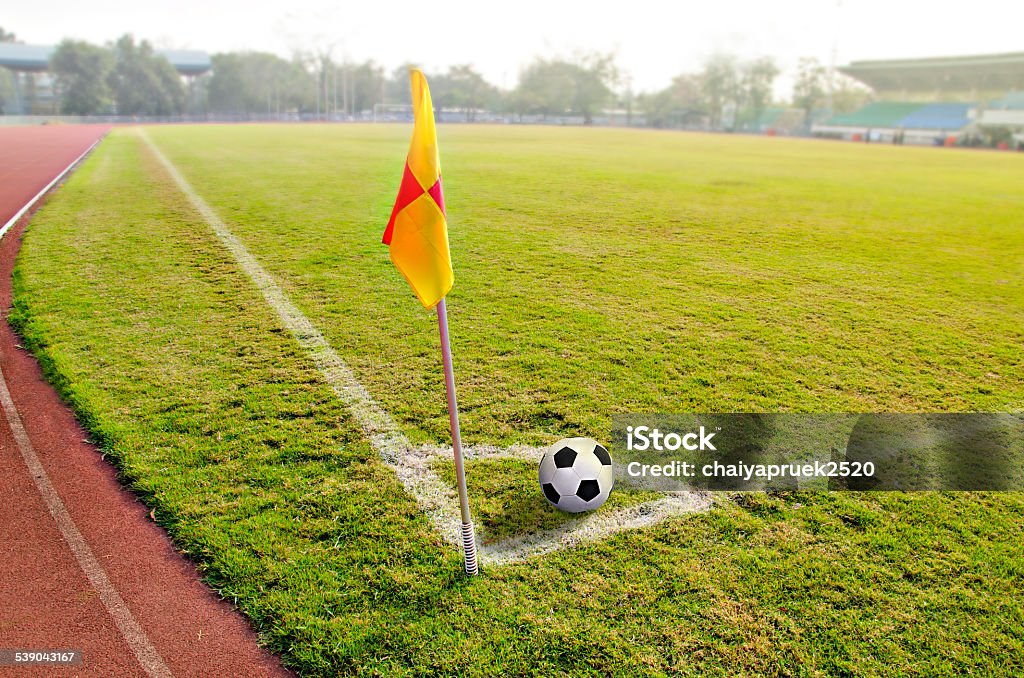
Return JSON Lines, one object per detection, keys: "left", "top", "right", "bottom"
{"left": 436, "top": 297, "right": 479, "bottom": 576}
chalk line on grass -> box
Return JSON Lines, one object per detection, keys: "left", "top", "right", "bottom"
{"left": 140, "top": 130, "right": 711, "bottom": 566}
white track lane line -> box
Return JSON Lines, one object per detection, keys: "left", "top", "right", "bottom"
{"left": 1, "top": 135, "right": 173, "bottom": 677}
{"left": 139, "top": 129, "right": 711, "bottom": 566}
{"left": 0, "top": 370, "right": 174, "bottom": 678}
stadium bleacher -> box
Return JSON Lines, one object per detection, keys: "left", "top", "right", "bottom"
{"left": 897, "top": 103, "right": 973, "bottom": 130}
{"left": 816, "top": 101, "right": 981, "bottom": 142}
{"left": 824, "top": 102, "right": 924, "bottom": 128}
{"left": 814, "top": 53, "right": 1024, "bottom": 147}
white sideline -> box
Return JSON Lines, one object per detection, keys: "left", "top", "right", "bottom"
{"left": 0, "top": 135, "right": 174, "bottom": 678}
{"left": 139, "top": 130, "right": 711, "bottom": 565}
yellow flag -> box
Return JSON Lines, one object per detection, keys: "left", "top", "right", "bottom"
{"left": 381, "top": 70, "right": 453, "bottom": 308}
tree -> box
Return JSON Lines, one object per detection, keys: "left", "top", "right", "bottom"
{"left": 384, "top": 64, "right": 501, "bottom": 119}
{"left": 385, "top": 63, "right": 420, "bottom": 105}
{"left": 431, "top": 65, "right": 497, "bottom": 121}
{"left": 347, "top": 61, "right": 386, "bottom": 114}
{"left": 205, "top": 54, "right": 248, "bottom": 113}
{"left": 636, "top": 89, "right": 676, "bottom": 128}
{"left": 288, "top": 46, "right": 356, "bottom": 118}
{"left": 638, "top": 73, "right": 705, "bottom": 128}
{"left": 51, "top": 40, "right": 113, "bottom": 115}
{"left": 0, "top": 26, "right": 17, "bottom": 112}
{"left": 791, "top": 58, "right": 870, "bottom": 122}
{"left": 573, "top": 53, "right": 618, "bottom": 124}
{"left": 313, "top": 49, "right": 333, "bottom": 118}
{"left": 739, "top": 57, "right": 779, "bottom": 128}
{"left": 0, "top": 69, "right": 13, "bottom": 113}
{"left": 700, "top": 54, "right": 740, "bottom": 129}
{"left": 831, "top": 73, "right": 872, "bottom": 114}
{"left": 207, "top": 52, "right": 313, "bottom": 115}
{"left": 322, "top": 60, "right": 387, "bottom": 117}
{"left": 107, "top": 35, "right": 185, "bottom": 116}
{"left": 791, "top": 57, "right": 827, "bottom": 126}
{"left": 513, "top": 54, "right": 616, "bottom": 123}
{"left": 513, "top": 59, "right": 573, "bottom": 119}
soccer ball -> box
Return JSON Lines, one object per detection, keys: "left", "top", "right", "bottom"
{"left": 538, "top": 437, "right": 614, "bottom": 513}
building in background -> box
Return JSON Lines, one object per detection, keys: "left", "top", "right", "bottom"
{"left": 0, "top": 42, "right": 210, "bottom": 115}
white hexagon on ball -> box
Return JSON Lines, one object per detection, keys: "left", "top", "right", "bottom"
{"left": 538, "top": 437, "right": 614, "bottom": 513}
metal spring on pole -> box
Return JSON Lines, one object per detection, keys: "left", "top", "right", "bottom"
{"left": 461, "top": 521, "right": 479, "bottom": 576}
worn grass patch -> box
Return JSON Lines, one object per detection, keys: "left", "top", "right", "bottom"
{"left": 11, "top": 126, "right": 1024, "bottom": 676}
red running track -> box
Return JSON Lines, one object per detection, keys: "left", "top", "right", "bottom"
{"left": 0, "top": 125, "right": 290, "bottom": 677}
{"left": 0, "top": 125, "right": 107, "bottom": 228}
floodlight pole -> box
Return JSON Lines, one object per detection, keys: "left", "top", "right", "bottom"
{"left": 436, "top": 297, "right": 479, "bottom": 576}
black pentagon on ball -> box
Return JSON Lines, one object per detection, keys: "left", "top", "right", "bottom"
{"left": 542, "top": 483, "right": 561, "bottom": 504}
{"left": 553, "top": 446, "right": 577, "bottom": 468}
{"left": 592, "top": 444, "right": 612, "bottom": 466}
{"left": 577, "top": 479, "right": 601, "bottom": 502}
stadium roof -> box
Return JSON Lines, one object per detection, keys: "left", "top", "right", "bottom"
{"left": 154, "top": 49, "right": 212, "bottom": 75}
{"left": 840, "top": 52, "right": 1024, "bottom": 94}
{"left": 0, "top": 43, "right": 53, "bottom": 72}
{"left": 0, "top": 43, "right": 211, "bottom": 75}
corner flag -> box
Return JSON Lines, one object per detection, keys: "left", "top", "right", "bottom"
{"left": 382, "top": 69, "right": 479, "bottom": 576}
{"left": 382, "top": 69, "right": 453, "bottom": 309}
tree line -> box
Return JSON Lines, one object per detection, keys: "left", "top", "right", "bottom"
{"left": 1, "top": 27, "right": 869, "bottom": 128}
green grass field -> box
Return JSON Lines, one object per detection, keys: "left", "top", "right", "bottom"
{"left": 12, "top": 125, "right": 1024, "bottom": 675}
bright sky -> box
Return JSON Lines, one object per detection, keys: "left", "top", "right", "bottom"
{"left": 5, "top": 0, "right": 1022, "bottom": 93}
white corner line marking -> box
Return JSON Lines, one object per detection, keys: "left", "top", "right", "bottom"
{"left": 0, "top": 366, "right": 174, "bottom": 678}
{"left": 0, "top": 137, "right": 104, "bottom": 240}
{"left": 138, "top": 129, "right": 711, "bottom": 566}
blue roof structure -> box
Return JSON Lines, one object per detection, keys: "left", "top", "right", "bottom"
{"left": 155, "top": 49, "right": 212, "bottom": 76}
{"left": 0, "top": 43, "right": 54, "bottom": 72}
